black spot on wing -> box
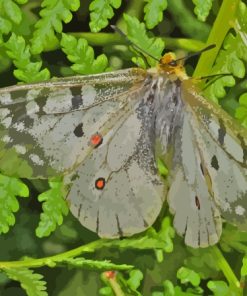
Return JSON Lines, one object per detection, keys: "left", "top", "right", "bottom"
{"left": 71, "top": 87, "right": 83, "bottom": 109}
{"left": 195, "top": 196, "right": 200, "bottom": 210}
{"left": 73, "top": 123, "right": 84, "bottom": 137}
{"left": 211, "top": 155, "right": 219, "bottom": 170}
{"left": 71, "top": 95, "right": 83, "bottom": 109}
{"left": 218, "top": 120, "right": 226, "bottom": 145}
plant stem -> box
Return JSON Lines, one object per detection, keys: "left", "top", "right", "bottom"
{"left": 0, "top": 240, "right": 132, "bottom": 270}
{"left": 210, "top": 246, "right": 241, "bottom": 293}
{"left": 69, "top": 33, "right": 205, "bottom": 52}
{"left": 193, "top": 0, "right": 240, "bottom": 77}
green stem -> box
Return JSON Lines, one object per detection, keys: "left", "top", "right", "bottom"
{"left": 0, "top": 240, "right": 131, "bottom": 270}
{"left": 69, "top": 33, "right": 205, "bottom": 52}
{"left": 193, "top": 0, "right": 240, "bottom": 78}
{"left": 210, "top": 246, "right": 241, "bottom": 292}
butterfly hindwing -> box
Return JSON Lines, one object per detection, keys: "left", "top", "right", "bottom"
{"left": 167, "top": 110, "right": 222, "bottom": 248}
{"left": 167, "top": 82, "right": 247, "bottom": 247}
{"left": 65, "top": 90, "right": 167, "bottom": 237}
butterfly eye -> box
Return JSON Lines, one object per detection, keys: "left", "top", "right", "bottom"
{"left": 95, "top": 177, "right": 105, "bottom": 190}
{"left": 168, "top": 60, "right": 178, "bottom": 67}
{"left": 90, "top": 133, "right": 103, "bottom": 147}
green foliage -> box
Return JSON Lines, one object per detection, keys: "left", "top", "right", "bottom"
{"left": 207, "top": 280, "right": 234, "bottom": 296}
{"left": 144, "top": 0, "right": 167, "bottom": 29}
{"left": 0, "top": 0, "right": 246, "bottom": 295}
{"left": 4, "top": 268, "right": 47, "bottom": 296}
{"left": 203, "top": 2, "right": 247, "bottom": 105}
{"left": 64, "top": 257, "right": 133, "bottom": 271}
{"left": 192, "top": 0, "right": 213, "bottom": 21}
{"left": 61, "top": 33, "right": 108, "bottom": 74}
{"left": 235, "top": 93, "right": 247, "bottom": 127}
{"left": 0, "top": 174, "right": 28, "bottom": 234}
{"left": 123, "top": 14, "right": 165, "bottom": 67}
{"left": 31, "top": 0, "right": 80, "bottom": 54}
{"left": 89, "top": 0, "right": 121, "bottom": 32}
{"left": 5, "top": 33, "right": 50, "bottom": 82}
{"left": 36, "top": 180, "right": 68, "bottom": 238}
{"left": 176, "top": 267, "right": 201, "bottom": 287}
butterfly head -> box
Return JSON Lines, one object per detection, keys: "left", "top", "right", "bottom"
{"left": 158, "top": 52, "right": 188, "bottom": 80}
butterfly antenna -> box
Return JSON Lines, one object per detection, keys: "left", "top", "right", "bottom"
{"left": 111, "top": 25, "right": 160, "bottom": 62}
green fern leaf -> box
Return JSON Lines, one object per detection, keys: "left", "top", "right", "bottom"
{"left": 123, "top": 13, "right": 165, "bottom": 67}
{"left": 192, "top": 0, "right": 213, "bottom": 22}
{"left": 31, "top": 0, "right": 80, "bottom": 54}
{"left": 0, "top": 174, "right": 29, "bottom": 234}
{"left": 0, "top": 17, "right": 12, "bottom": 44}
{"left": 235, "top": 93, "right": 247, "bottom": 128}
{"left": 5, "top": 33, "right": 50, "bottom": 82}
{"left": 204, "top": 2, "right": 247, "bottom": 103}
{"left": 89, "top": 0, "right": 121, "bottom": 32}
{"left": 4, "top": 268, "right": 47, "bottom": 296}
{"left": 177, "top": 267, "right": 201, "bottom": 287}
{"left": 36, "top": 180, "right": 69, "bottom": 238}
{"left": 61, "top": 33, "right": 108, "bottom": 74}
{"left": 144, "top": 0, "right": 167, "bottom": 29}
{"left": 207, "top": 281, "right": 232, "bottom": 296}
{"left": 3, "top": 0, "right": 23, "bottom": 24}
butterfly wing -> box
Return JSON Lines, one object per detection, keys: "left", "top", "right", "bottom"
{"left": 0, "top": 69, "right": 147, "bottom": 178}
{"left": 167, "top": 110, "right": 222, "bottom": 248}
{"left": 65, "top": 87, "right": 167, "bottom": 238}
{"left": 167, "top": 81, "right": 247, "bottom": 248}
{"left": 182, "top": 83, "right": 247, "bottom": 227}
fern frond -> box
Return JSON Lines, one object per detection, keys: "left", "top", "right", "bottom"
{"left": 0, "top": 174, "right": 28, "bottom": 234}
{"left": 61, "top": 33, "right": 108, "bottom": 74}
{"left": 36, "top": 180, "right": 68, "bottom": 238}
{"left": 4, "top": 268, "right": 48, "bottom": 296}
{"left": 31, "top": 0, "right": 80, "bottom": 54}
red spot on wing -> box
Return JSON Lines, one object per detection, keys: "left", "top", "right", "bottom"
{"left": 90, "top": 133, "right": 103, "bottom": 147}
{"left": 95, "top": 177, "right": 105, "bottom": 190}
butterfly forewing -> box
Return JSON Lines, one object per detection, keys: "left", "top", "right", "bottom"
{"left": 0, "top": 69, "right": 147, "bottom": 178}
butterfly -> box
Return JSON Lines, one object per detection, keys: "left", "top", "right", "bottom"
{"left": 0, "top": 50, "right": 246, "bottom": 248}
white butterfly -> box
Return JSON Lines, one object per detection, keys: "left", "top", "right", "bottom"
{"left": 0, "top": 53, "right": 246, "bottom": 248}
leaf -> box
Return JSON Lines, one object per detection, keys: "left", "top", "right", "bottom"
{"left": 241, "top": 255, "right": 247, "bottom": 276}
{"left": 3, "top": 0, "right": 22, "bottom": 24}
{"left": 185, "top": 248, "right": 220, "bottom": 279}
{"left": 5, "top": 33, "right": 50, "bottom": 82}
{"left": 89, "top": 0, "right": 121, "bottom": 32}
{"left": 126, "top": 270, "right": 143, "bottom": 291}
{"left": 167, "top": 0, "right": 210, "bottom": 41}
{"left": 144, "top": 0, "right": 167, "bottom": 29}
{"left": 192, "top": 0, "right": 213, "bottom": 22}
{"left": 207, "top": 281, "right": 234, "bottom": 296}
{"left": 4, "top": 268, "right": 47, "bottom": 296}
{"left": 123, "top": 14, "right": 165, "bottom": 67}
{"left": 235, "top": 93, "right": 247, "bottom": 128}
{"left": 36, "top": 180, "right": 69, "bottom": 237}
{"left": 61, "top": 33, "right": 108, "bottom": 74}
{"left": 204, "top": 2, "right": 247, "bottom": 103}
{"left": 176, "top": 267, "right": 201, "bottom": 287}
{"left": 31, "top": 0, "right": 80, "bottom": 54}
{"left": 0, "top": 174, "right": 29, "bottom": 234}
